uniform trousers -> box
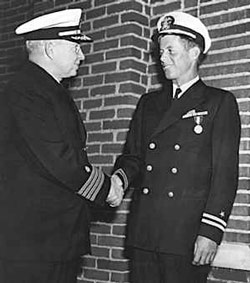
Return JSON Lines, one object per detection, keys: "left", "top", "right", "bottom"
{"left": 0, "top": 258, "right": 81, "bottom": 283}
{"left": 130, "top": 248, "right": 211, "bottom": 283}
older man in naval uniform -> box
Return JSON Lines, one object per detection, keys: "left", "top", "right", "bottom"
{"left": 0, "top": 8, "right": 123, "bottom": 283}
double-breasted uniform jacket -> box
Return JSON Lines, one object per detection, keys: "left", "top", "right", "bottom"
{"left": 0, "top": 62, "right": 110, "bottom": 262}
{"left": 114, "top": 79, "right": 241, "bottom": 256}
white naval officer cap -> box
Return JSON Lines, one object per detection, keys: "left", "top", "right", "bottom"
{"left": 15, "top": 8, "right": 92, "bottom": 43}
{"left": 157, "top": 11, "right": 211, "bottom": 54}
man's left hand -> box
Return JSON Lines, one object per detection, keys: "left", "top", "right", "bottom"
{"left": 192, "top": 235, "right": 218, "bottom": 265}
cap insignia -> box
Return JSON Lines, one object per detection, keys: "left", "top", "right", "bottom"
{"left": 160, "top": 15, "right": 175, "bottom": 31}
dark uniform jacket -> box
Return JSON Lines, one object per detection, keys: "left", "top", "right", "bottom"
{"left": 0, "top": 62, "right": 110, "bottom": 262}
{"left": 114, "top": 79, "right": 241, "bottom": 256}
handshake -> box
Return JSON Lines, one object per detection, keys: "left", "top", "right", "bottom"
{"left": 106, "top": 174, "right": 124, "bottom": 207}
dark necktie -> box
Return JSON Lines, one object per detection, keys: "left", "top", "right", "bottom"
{"left": 174, "top": 87, "right": 182, "bottom": 100}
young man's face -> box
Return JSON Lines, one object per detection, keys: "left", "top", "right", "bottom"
{"left": 159, "top": 34, "right": 197, "bottom": 85}
{"left": 52, "top": 40, "right": 85, "bottom": 80}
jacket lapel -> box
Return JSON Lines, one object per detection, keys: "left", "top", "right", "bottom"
{"left": 53, "top": 85, "right": 87, "bottom": 145}
{"left": 151, "top": 80, "right": 207, "bottom": 138}
{"left": 28, "top": 62, "right": 87, "bottom": 145}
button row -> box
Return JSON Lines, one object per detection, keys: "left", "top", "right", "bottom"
{"left": 149, "top": 142, "right": 181, "bottom": 151}
{"left": 142, "top": 188, "right": 174, "bottom": 198}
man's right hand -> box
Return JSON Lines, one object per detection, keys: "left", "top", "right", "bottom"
{"left": 106, "top": 174, "right": 124, "bottom": 207}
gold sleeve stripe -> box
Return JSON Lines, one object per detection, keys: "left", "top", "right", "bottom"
{"left": 77, "top": 166, "right": 105, "bottom": 201}
{"left": 202, "top": 212, "right": 227, "bottom": 227}
{"left": 201, "top": 219, "right": 226, "bottom": 232}
{"left": 86, "top": 168, "right": 105, "bottom": 201}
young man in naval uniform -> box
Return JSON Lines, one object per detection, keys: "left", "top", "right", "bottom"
{"left": 113, "top": 11, "right": 241, "bottom": 283}
{"left": 0, "top": 9, "right": 123, "bottom": 283}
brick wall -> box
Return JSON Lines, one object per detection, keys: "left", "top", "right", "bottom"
{"left": 0, "top": 0, "right": 249, "bottom": 282}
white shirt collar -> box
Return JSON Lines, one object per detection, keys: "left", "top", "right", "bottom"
{"left": 172, "top": 76, "right": 200, "bottom": 99}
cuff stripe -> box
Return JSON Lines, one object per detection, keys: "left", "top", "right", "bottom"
{"left": 78, "top": 166, "right": 97, "bottom": 196}
{"left": 201, "top": 219, "right": 226, "bottom": 232}
{"left": 114, "top": 168, "right": 128, "bottom": 190}
{"left": 202, "top": 213, "right": 227, "bottom": 227}
{"left": 86, "top": 169, "right": 104, "bottom": 201}
{"left": 78, "top": 167, "right": 105, "bottom": 201}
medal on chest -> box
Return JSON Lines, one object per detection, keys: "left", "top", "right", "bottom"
{"left": 193, "top": 115, "right": 203, "bottom": 134}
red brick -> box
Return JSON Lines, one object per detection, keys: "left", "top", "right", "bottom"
{"left": 90, "top": 85, "right": 116, "bottom": 96}
{"left": 103, "top": 119, "right": 131, "bottom": 130}
{"left": 121, "top": 11, "right": 149, "bottom": 26}
{"left": 203, "top": 10, "right": 249, "bottom": 27}
{"left": 231, "top": 205, "right": 250, "bottom": 216}
{"left": 97, "top": 258, "right": 129, "bottom": 271}
{"left": 112, "top": 225, "right": 126, "bottom": 236}
{"left": 68, "top": 1, "right": 91, "bottom": 10}
{"left": 212, "top": 35, "right": 250, "bottom": 51}
{"left": 87, "top": 132, "right": 113, "bottom": 143}
{"left": 105, "top": 71, "right": 141, "bottom": 84}
{"left": 184, "top": 0, "right": 198, "bottom": 8}
{"left": 93, "top": 39, "right": 119, "bottom": 52}
{"left": 106, "top": 47, "right": 142, "bottom": 61}
{"left": 227, "top": 218, "right": 250, "bottom": 230}
{"left": 238, "top": 100, "right": 250, "bottom": 112}
{"left": 92, "top": 62, "right": 117, "bottom": 74}
{"left": 228, "top": 0, "right": 250, "bottom": 9}
{"left": 82, "top": 256, "right": 96, "bottom": 268}
{"left": 107, "top": 1, "right": 143, "bottom": 14}
{"left": 55, "top": 0, "right": 69, "bottom": 5}
{"left": 85, "top": 144, "right": 100, "bottom": 154}
{"left": 235, "top": 192, "right": 250, "bottom": 203}
{"left": 104, "top": 95, "right": 139, "bottom": 106}
{"left": 121, "top": 35, "right": 148, "bottom": 50}
{"left": 223, "top": 231, "right": 250, "bottom": 243}
{"left": 94, "top": 0, "right": 115, "bottom": 6}
{"left": 91, "top": 246, "right": 110, "bottom": 258}
{"left": 85, "top": 52, "right": 104, "bottom": 64}
{"left": 97, "top": 235, "right": 125, "bottom": 248}
{"left": 239, "top": 166, "right": 250, "bottom": 178}
{"left": 86, "top": 7, "right": 105, "bottom": 20}
{"left": 84, "top": 268, "right": 109, "bottom": 281}
{"left": 83, "top": 98, "right": 102, "bottom": 109}
{"left": 200, "top": 62, "right": 249, "bottom": 78}
{"left": 205, "top": 49, "right": 249, "bottom": 65}
{"left": 93, "top": 15, "right": 119, "bottom": 29}
{"left": 77, "top": 66, "right": 90, "bottom": 76}
{"left": 240, "top": 114, "right": 250, "bottom": 126}
{"left": 204, "top": 75, "right": 250, "bottom": 90}
{"left": 107, "top": 24, "right": 143, "bottom": 38}
{"left": 239, "top": 153, "right": 250, "bottom": 164}
{"left": 91, "top": 223, "right": 111, "bottom": 234}
{"left": 200, "top": 2, "right": 229, "bottom": 15}
{"left": 102, "top": 143, "right": 123, "bottom": 154}
{"left": 84, "top": 122, "right": 102, "bottom": 132}
{"left": 210, "top": 23, "right": 250, "bottom": 40}
{"left": 120, "top": 59, "right": 147, "bottom": 73}
{"left": 152, "top": 1, "right": 181, "bottom": 18}
{"left": 82, "top": 75, "right": 103, "bottom": 87}
{"left": 90, "top": 109, "right": 115, "bottom": 120}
